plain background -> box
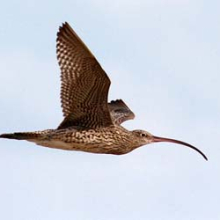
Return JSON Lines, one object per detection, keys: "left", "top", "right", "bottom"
{"left": 0, "top": 0, "right": 219, "bottom": 219}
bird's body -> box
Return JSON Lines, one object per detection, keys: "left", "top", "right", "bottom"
{"left": 4, "top": 125, "right": 148, "bottom": 155}
{"left": 0, "top": 22, "right": 207, "bottom": 160}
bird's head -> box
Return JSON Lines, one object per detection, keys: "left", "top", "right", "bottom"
{"left": 132, "top": 129, "right": 207, "bottom": 160}
{"left": 132, "top": 130, "right": 154, "bottom": 144}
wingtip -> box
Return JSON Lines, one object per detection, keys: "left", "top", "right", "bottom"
{"left": 60, "top": 21, "right": 68, "bottom": 26}
{"left": 110, "top": 99, "right": 123, "bottom": 104}
{"left": 57, "top": 21, "right": 74, "bottom": 42}
{"left": 57, "top": 22, "right": 69, "bottom": 35}
{"left": 61, "top": 22, "right": 69, "bottom": 28}
{"left": 110, "top": 99, "right": 131, "bottom": 109}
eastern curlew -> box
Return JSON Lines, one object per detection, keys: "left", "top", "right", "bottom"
{"left": 0, "top": 22, "right": 207, "bottom": 160}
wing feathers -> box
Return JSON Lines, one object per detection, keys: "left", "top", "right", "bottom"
{"left": 108, "top": 99, "right": 135, "bottom": 125}
{"left": 58, "top": 99, "right": 135, "bottom": 129}
{"left": 57, "top": 22, "right": 113, "bottom": 128}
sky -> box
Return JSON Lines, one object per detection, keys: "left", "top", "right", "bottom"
{"left": 0, "top": 0, "right": 220, "bottom": 219}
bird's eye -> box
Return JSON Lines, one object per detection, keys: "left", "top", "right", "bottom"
{"left": 140, "top": 133, "right": 146, "bottom": 137}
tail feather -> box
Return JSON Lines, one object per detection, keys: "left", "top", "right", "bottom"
{"left": 0, "top": 131, "right": 48, "bottom": 140}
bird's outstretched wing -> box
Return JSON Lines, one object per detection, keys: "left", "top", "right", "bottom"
{"left": 57, "top": 22, "right": 113, "bottom": 129}
{"left": 108, "top": 99, "right": 135, "bottom": 125}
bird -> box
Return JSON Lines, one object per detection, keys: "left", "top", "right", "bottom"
{"left": 0, "top": 22, "right": 207, "bottom": 160}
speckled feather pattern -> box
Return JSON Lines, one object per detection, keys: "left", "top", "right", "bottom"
{"left": 48, "top": 125, "right": 138, "bottom": 154}
{"left": 57, "top": 22, "right": 112, "bottom": 129}
{"left": 20, "top": 125, "right": 142, "bottom": 154}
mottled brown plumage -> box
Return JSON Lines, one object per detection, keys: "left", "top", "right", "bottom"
{"left": 0, "top": 22, "right": 207, "bottom": 160}
{"left": 57, "top": 22, "right": 112, "bottom": 129}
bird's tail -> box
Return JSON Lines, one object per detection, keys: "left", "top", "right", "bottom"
{"left": 0, "top": 130, "right": 52, "bottom": 140}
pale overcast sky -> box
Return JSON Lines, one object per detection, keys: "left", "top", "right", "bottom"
{"left": 0, "top": 0, "right": 219, "bottom": 219}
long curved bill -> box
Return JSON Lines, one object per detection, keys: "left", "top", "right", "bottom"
{"left": 152, "top": 136, "right": 208, "bottom": 161}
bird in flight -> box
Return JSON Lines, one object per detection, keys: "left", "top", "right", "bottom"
{"left": 0, "top": 22, "right": 207, "bottom": 160}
